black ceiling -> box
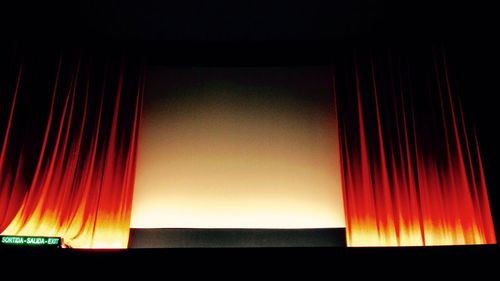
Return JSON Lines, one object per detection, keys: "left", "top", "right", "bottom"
{"left": 2, "top": 0, "right": 495, "bottom": 42}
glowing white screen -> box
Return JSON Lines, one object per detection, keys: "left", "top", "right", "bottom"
{"left": 131, "top": 67, "right": 345, "bottom": 229}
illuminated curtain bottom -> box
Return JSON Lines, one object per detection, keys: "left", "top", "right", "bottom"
{"left": 0, "top": 54, "right": 143, "bottom": 248}
{"left": 336, "top": 50, "right": 496, "bottom": 246}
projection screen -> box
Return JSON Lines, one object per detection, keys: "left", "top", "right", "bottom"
{"left": 130, "top": 67, "right": 345, "bottom": 229}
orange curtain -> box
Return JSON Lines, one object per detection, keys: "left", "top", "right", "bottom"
{"left": 0, "top": 50, "right": 143, "bottom": 248}
{"left": 335, "top": 50, "right": 496, "bottom": 246}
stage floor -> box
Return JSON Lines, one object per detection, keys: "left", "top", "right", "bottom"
{"left": 2, "top": 245, "right": 498, "bottom": 277}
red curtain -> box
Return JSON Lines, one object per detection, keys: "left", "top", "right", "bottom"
{"left": 0, "top": 49, "right": 143, "bottom": 248}
{"left": 2, "top": 46, "right": 495, "bottom": 248}
{"left": 335, "top": 50, "right": 496, "bottom": 246}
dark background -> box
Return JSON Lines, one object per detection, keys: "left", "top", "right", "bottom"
{"left": 1, "top": 0, "right": 499, "bottom": 272}
{"left": 1, "top": 0, "right": 497, "bottom": 41}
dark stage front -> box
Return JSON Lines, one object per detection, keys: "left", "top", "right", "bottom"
{"left": 128, "top": 228, "right": 346, "bottom": 248}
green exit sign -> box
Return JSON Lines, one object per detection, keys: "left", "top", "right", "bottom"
{"left": 0, "top": 235, "right": 62, "bottom": 248}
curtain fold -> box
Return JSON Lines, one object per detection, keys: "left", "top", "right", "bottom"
{"left": 335, "top": 49, "right": 496, "bottom": 246}
{"left": 0, "top": 48, "right": 143, "bottom": 248}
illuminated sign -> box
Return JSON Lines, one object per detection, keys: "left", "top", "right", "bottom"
{"left": 0, "top": 235, "right": 62, "bottom": 248}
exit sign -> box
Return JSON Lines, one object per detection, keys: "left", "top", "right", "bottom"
{"left": 0, "top": 235, "right": 62, "bottom": 248}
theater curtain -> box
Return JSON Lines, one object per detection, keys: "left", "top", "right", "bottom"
{"left": 0, "top": 48, "right": 143, "bottom": 248}
{"left": 335, "top": 49, "right": 496, "bottom": 246}
{"left": 1, "top": 45, "right": 496, "bottom": 248}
